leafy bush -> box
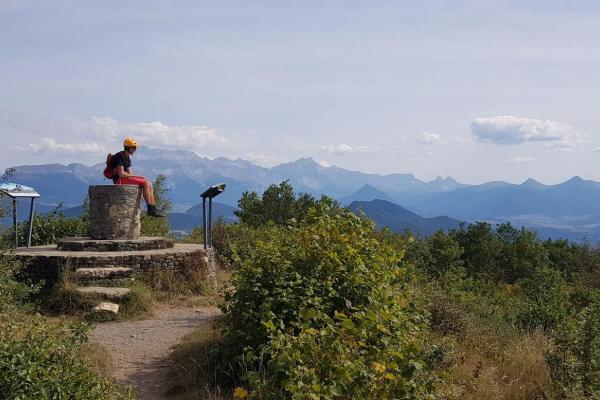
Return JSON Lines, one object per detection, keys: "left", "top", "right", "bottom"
{"left": 251, "top": 300, "right": 433, "bottom": 399}
{"left": 546, "top": 298, "right": 600, "bottom": 399}
{"left": 0, "top": 201, "right": 130, "bottom": 399}
{"left": 9, "top": 208, "right": 88, "bottom": 246}
{"left": 0, "top": 315, "right": 133, "bottom": 399}
{"left": 518, "top": 267, "right": 570, "bottom": 330}
{"left": 221, "top": 205, "right": 434, "bottom": 398}
{"left": 0, "top": 252, "right": 35, "bottom": 314}
{"left": 215, "top": 223, "right": 277, "bottom": 267}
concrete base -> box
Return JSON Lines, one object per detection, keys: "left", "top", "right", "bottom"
{"left": 57, "top": 236, "right": 174, "bottom": 252}
{"left": 15, "top": 244, "right": 215, "bottom": 286}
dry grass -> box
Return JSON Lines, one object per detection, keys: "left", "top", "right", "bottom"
{"left": 166, "top": 319, "right": 233, "bottom": 400}
{"left": 83, "top": 342, "right": 115, "bottom": 378}
{"left": 141, "top": 260, "right": 214, "bottom": 301}
{"left": 438, "top": 328, "right": 552, "bottom": 400}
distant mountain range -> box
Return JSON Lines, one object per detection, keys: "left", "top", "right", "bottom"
{"left": 2, "top": 147, "right": 467, "bottom": 210}
{"left": 4, "top": 147, "right": 600, "bottom": 240}
{"left": 349, "top": 199, "right": 462, "bottom": 236}
{"left": 168, "top": 202, "right": 237, "bottom": 233}
{"left": 340, "top": 184, "right": 397, "bottom": 205}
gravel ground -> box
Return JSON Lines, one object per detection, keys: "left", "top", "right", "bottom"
{"left": 89, "top": 304, "right": 221, "bottom": 400}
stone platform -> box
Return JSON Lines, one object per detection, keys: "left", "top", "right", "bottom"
{"left": 15, "top": 244, "right": 215, "bottom": 286}
{"left": 57, "top": 236, "right": 174, "bottom": 252}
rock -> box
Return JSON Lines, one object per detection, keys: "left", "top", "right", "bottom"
{"left": 75, "top": 267, "right": 134, "bottom": 279}
{"left": 93, "top": 302, "right": 119, "bottom": 314}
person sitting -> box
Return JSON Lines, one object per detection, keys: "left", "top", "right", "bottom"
{"left": 107, "top": 137, "right": 164, "bottom": 217}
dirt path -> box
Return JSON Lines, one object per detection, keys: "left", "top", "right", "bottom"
{"left": 89, "top": 304, "right": 221, "bottom": 400}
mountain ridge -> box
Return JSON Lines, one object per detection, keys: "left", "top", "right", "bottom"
{"left": 5, "top": 148, "right": 600, "bottom": 228}
{"left": 348, "top": 199, "right": 462, "bottom": 236}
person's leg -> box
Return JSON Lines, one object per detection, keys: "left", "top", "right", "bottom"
{"left": 143, "top": 180, "right": 154, "bottom": 205}
{"left": 115, "top": 177, "right": 163, "bottom": 217}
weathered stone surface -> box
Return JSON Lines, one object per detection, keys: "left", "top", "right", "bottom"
{"left": 75, "top": 267, "right": 134, "bottom": 279}
{"left": 76, "top": 286, "right": 131, "bottom": 299}
{"left": 93, "top": 302, "right": 119, "bottom": 314}
{"left": 88, "top": 185, "right": 142, "bottom": 240}
{"left": 14, "top": 244, "right": 213, "bottom": 286}
{"left": 57, "top": 236, "right": 174, "bottom": 252}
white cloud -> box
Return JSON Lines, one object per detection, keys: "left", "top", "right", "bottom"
{"left": 23, "top": 137, "right": 107, "bottom": 155}
{"left": 506, "top": 156, "right": 535, "bottom": 164}
{"left": 14, "top": 116, "right": 228, "bottom": 155}
{"left": 317, "top": 160, "right": 331, "bottom": 167}
{"left": 124, "top": 121, "right": 227, "bottom": 151}
{"left": 244, "top": 152, "right": 282, "bottom": 165}
{"left": 320, "top": 143, "right": 382, "bottom": 155}
{"left": 417, "top": 131, "right": 441, "bottom": 145}
{"left": 471, "top": 115, "right": 584, "bottom": 146}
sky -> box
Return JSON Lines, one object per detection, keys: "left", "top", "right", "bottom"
{"left": 1, "top": 0, "right": 600, "bottom": 184}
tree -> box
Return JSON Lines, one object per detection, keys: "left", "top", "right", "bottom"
{"left": 427, "top": 230, "right": 463, "bottom": 277}
{"left": 235, "top": 180, "right": 327, "bottom": 227}
{"left": 452, "top": 222, "right": 503, "bottom": 279}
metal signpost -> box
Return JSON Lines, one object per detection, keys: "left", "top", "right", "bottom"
{"left": 200, "top": 183, "right": 226, "bottom": 249}
{"left": 0, "top": 183, "right": 40, "bottom": 248}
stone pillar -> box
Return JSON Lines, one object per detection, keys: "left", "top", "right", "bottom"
{"left": 88, "top": 185, "right": 142, "bottom": 240}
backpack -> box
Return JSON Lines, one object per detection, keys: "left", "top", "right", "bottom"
{"left": 103, "top": 153, "right": 115, "bottom": 179}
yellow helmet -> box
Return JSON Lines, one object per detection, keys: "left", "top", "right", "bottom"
{"left": 123, "top": 137, "right": 139, "bottom": 148}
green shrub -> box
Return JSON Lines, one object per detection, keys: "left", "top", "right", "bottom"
{"left": 518, "top": 267, "right": 570, "bottom": 330}
{"left": 9, "top": 208, "right": 88, "bottom": 246}
{"left": 250, "top": 300, "right": 433, "bottom": 399}
{"left": 546, "top": 298, "right": 600, "bottom": 399}
{"left": 0, "top": 315, "right": 133, "bottom": 399}
{"left": 0, "top": 200, "right": 132, "bottom": 399}
{"left": 221, "top": 205, "right": 434, "bottom": 398}
{"left": 0, "top": 251, "right": 36, "bottom": 314}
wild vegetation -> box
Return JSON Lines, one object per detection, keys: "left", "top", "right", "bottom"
{"left": 175, "top": 181, "right": 600, "bottom": 400}
{"left": 2, "top": 174, "right": 599, "bottom": 399}
{"left": 0, "top": 174, "right": 193, "bottom": 399}
{"left": 0, "top": 220, "right": 134, "bottom": 399}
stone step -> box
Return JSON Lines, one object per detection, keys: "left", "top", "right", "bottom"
{"left": 75, "top": 267, "right": 134, "bottom": 280}
{"left": 93, "top": 302, "right": 119, "bottom": 314}
{"left": 57, "top": 236, "right": 174, "bottom": 252}
{"left": 76, "top": 286, "right": 131, "bottom": 299}
{"left": 84, "top": 277, "right": 136, "bottom": 287}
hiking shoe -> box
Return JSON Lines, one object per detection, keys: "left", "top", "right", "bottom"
{"left": 147, "top": 205, "right": 165, "bottom": 218}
